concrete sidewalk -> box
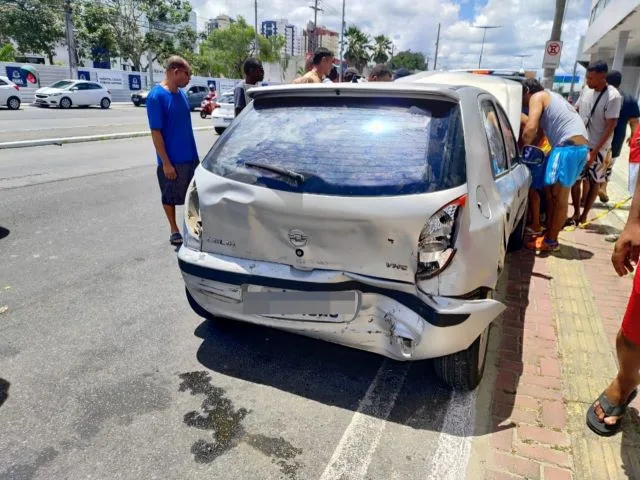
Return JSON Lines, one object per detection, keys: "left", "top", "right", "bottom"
{"left": 470, "top": 148, "right": 640, "bottom": 479}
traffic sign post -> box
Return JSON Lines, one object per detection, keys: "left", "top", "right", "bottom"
{"left": 542, "top": 40, "right": 563, "bottom": 69}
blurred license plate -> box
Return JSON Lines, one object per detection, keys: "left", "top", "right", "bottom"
{"left": 243, "top": 290, "right": 357, "bottom": 321}
{"left": 223, "top": 117, "right": 232, "bottom": 123}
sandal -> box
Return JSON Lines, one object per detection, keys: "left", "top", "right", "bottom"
{"left": 170, "top": 232, "right": 183, "bottom": 246}
{"left": 564, "top": 218, "right": 578, "bottom": 228}
{"left": 586, "top": 389, "right": 638, "bottom": 437}
{"left": 526, "top": 236, "right": 560, "bottom": 252}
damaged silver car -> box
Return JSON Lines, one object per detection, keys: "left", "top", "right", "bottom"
{"left": 178, "top": 73, "right": 530, "bottom": 390}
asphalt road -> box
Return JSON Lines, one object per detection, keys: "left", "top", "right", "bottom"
{"left": 0, "top": 104, "right": 212, "bottom": 144}
{"left": 0, "top": 134, "right": 504, "bottom": 479}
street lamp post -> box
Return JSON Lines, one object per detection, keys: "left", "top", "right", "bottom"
{"left": 514, "top": 53, "right": 532, "bottom": 70}
{"left": 473, "top": 25, "right": 502, "bottom": 69}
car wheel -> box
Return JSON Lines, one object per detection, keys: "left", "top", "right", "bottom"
{"left": 7, "top": 96, "right": 20, "bottom": 110}
{"left": 507, "top": 202, "right": 528, "bottom": 252}
{"left": 214, "top": 127, "right": 226, "bottom": 135}
{"left": 100, "top": 98, "right": 111, "bottom": 109}
{"left": 200, "top": 110, "right": 208, "bottom": 119}
{"left": 433, "top": 292, "right": 493, "bottom": 391}
{"left": 59, "top": 97, "right": 72, "bottom": 109}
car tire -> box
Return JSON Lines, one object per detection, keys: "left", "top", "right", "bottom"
{"left": 214, "top": 127, "right": 226, "bottom": 135}
{"left": 507, "top": 203, "right": 528, "bottom": 252}
{"left": 433, "top": 292, "right": 492, "bottom": 391}
{"left": 59, "top": 97, "right": 72, "bottom": 109}
{"left": 100, "top": 98, "right": 111, "bottom": 109}
{"left": 7, "top": 96, "right": 20, "bottom": 110}
{"left": 200, "top": 110, "right": 208, "bottom": 119}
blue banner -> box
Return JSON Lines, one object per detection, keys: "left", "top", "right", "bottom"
{"left": 554, "top": 75, "right": 580, "bottom": 84}
{"left": 128, "top": 74, "right": 141, "bottom": 91}
{"left": 78, "top": 70, "right": 91, "bottom": 81}
{"left": 5, "top": 66, "right": 26, "bottom": 87}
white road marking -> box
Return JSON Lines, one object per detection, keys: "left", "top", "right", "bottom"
{"left": 319, "top": 360, "right": 410, "bottom": 480}
{"left": 425, "top": 390, "right": 478, "bottom": 480}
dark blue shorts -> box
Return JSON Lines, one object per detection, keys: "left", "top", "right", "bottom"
{"left": 156, "top": 161, "right": 199, "bottom": 206}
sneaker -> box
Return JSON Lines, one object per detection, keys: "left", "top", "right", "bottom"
{"left": 526, "top": 236, "right": 560, "bottom": 252}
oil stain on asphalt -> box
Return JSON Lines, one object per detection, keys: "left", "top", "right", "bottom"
{"left": 178, "top": 371, "right": 303, "bottom": 479}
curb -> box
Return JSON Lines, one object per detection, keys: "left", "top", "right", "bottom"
{"left": 0, "top": 126, "right": 214, "bottom": 150}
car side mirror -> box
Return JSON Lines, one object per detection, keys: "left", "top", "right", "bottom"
{"left": 521, "top": 145, "right": 546, "bottom": 166}
{"left": 70, "top": 87, "right": 78, "bottom": 91}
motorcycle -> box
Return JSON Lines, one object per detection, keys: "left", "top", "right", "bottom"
{"left": 200, "top": 91, "right": 217, "bottom": 119}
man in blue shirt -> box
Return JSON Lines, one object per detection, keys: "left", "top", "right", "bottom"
{"left": 146, "top": 55, "right": 199, "bottom": 246}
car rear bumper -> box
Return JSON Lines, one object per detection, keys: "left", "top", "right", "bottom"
{"left": 178, "top": 247, "right": 506, "bottom": 361}
{"left": 212, "top": 115, "right": 233, "bottom": 128}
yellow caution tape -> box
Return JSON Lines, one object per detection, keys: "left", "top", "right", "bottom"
{"left": 564, "top": 196, "right": 632, "bottom": 232}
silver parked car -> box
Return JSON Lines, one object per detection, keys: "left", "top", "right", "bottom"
{"left": 178, "top": 73, "right": 531, "bottom": 390}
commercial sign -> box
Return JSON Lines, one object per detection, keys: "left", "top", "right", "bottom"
{"left": 207, "top": 79, "right": 217, "bottom": 90}
{"left": 554, "top": 75, "right": 580, "bottom": 84}
{"left": 217, "top": 79, "right": 239, "bottom": 93}
{"left": 78, "top": 70, "right": 91, "bottom": 81}
{"left": 542, "top": 40, "right": 563, "bottom": 69}
{"left": 5, "top": 66, "right": 26, "bottom": 87}
{"left": 128, "top": 74, "right": 141, "bottom": 91}
{"left": 96, "top": 70, "right": 124, "bottom": 89}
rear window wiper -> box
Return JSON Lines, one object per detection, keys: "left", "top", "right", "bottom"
{"left": 244, "top": 161, "right": 306, "bottom": 185}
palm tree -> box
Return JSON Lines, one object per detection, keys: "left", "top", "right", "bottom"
{"left": 345, "top": 25, "right": 371, "bottom": 73}
{"left": 372, "top": 35, "right": 392, "bottom": 65}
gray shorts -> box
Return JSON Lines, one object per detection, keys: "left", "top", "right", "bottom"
{"left": 156, "top": 161, "right": 198, "bottom": 205}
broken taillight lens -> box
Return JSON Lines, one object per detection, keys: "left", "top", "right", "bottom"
{"left": 184, "top": 179, "right": 202, "bottom": 250}
{"left": 416, "top": 195, "right": 466, "bottom": 280}
{"left": 13, "top": 85, "right": 19, "bottom": 91}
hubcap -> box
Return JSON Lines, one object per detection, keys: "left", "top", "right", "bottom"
{"left": 9, "top": 99, "right": 18, "bottom": 109}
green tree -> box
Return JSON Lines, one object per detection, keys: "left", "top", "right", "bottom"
{"left": 194, "top": 17, "right": 282, "bottom": 78}
{"left": 388, "top": 50, "right": 427, "bottom": 71}
{"left": 0, "top": 43, "right": 15, "bottom": 62}
{"left": 74, "top": 1, "right": 119, "bottom": 67}
{"left": 0, "top": 0, "right": 64, "bottom": 64}
{"left": 344, "top": 25, "right": 371, "bottom": 72}
{"left": 372, "top": 35, "right": 392, "bottom": 65}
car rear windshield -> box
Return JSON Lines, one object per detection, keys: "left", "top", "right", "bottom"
{"left": 202, "top": 95, "right": 466, "bottom": 196}
{"left": 50, "top": 81, "right": 74, "bottom": 89}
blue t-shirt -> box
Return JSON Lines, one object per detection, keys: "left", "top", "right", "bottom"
{"left": 612, "top": 92, "right": 640, "bottom": 158}
{"left": 146, "top": 85, "right": 199, "bottom": 166}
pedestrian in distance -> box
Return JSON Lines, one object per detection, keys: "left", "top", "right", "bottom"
{"left": 342, "top": 67, "right": 361, "bottom": 83}
{"left": 570, "top": 60, "right": 622, "bottom": 227}
{"left": 323, "top": 65, "right": 339, "bottom": 83}
{"left": 586, "top": 169, "right": 640, "bottom": 436}
{"left": 292, "top": 47, "right": 335, "bottom": 84}
{"left": 146, "top": 55, "right": 199, "bottom": 246}
{"left": 234, "top": 58, "right": 264, "bottom": 117}
{"left": 367, "top": 64, "right": 393, "bottom": 82}
{"left": 521, "top": 77, "right": 589, "bottom": 252}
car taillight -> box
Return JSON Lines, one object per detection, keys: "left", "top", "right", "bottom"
{"left": 13, "top": 85, "right": 19, "bottom": 91}
{"left": 416, "top": 195, "right": 466, "bottom": 280}
{"left": 184, "top": 180, "right": 202, "bottom": 250}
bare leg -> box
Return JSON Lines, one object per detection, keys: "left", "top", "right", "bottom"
{"left": 529, "top": 189, "right": 542, "bottom": 231}
{"left": 594, "top": 330, "right": 640, "bottom": 425}
{"left": 579, "top": 179, "right": 601, "bottom": 224}
{"left": 543, "top": 187, "right": 553, "bottom": 227}
{"left": 547, "top": 184, "right": 570, "bottom": 242}
{"left": 162, "top": 204, "right": 180, "bottom": 233}
{"left": 571, "top": 181, "right": 582, "bottom": 221}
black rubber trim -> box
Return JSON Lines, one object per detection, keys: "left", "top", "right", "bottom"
{"left": 178, "top": 259, "right": 469, "bottom": 328}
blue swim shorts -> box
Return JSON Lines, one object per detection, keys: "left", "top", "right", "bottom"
{"left": 543, "top": 144, "right": 588, "bottom": 188}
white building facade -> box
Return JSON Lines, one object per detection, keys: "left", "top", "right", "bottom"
{"left": 262, "top": 19, "right": 302, "bottom": 57}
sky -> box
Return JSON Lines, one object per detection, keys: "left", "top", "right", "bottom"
{"left": 189, "top": 0, "right": 591, "bottom": 74}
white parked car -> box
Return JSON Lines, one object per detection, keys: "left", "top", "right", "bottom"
{"left": 211, "top": 91, "right": 235, "bottom": 135}
{"left": 0, "top": 75, "right": 21, "bottom": 110}
{"left": 34, "top": 80, "right": 111, "bottom": 109}
{"left": 178, "top": 74, "right": 531, "bottom": 390}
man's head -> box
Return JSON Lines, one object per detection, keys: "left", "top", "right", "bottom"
{"left": 312, "top": 47, "right": 335, "bottom": 76}
{"left": 368, "top": 64, "right": 393, "bottom": 82}
{"left": 606, "top": 70, "right": 622, "bottom": 90}
{"left": 393, "top": 68, "right": 412, "bottom": 81}
{"left": 244, "top": 58, "right": 264, "bottom": 84}
{"left": 522, "top": 78, "right": 544, "bottom": 108}
{"left": 165, "top": 55, "right": 192, "bottom": 88}
{"left": 327, "top": 66, "right": 339, "bottom": 83}
{"left": 343, "top": 67, "right": 360, "bottom": 83}
{"left": 586, "top": 60, "right": 608, "bottom": 90}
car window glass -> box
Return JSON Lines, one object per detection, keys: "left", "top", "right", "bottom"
{"left": 0, "top": 79, "right": 6, "bottom": 86}
{"left": 202, "top": 96, "right": 467, "bottom": 197}
{"left": 481, "top": 99, "right": 508, "bottom": 176}
{"left": 495, "top": 104, "right": 518, "bottom": 166}
{"left": 88, "top": 83, "right": 102, "bottom": 90}
{"left": 75, "top": 83, "right": 89, "bottom": 90}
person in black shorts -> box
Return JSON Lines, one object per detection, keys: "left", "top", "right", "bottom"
{"left": 146, "top": 55, "right": 199, "bottom": 246}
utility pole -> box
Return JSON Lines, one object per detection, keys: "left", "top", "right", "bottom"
{"left": 542, "top": 0, "right": 568, "bottom": 89}
{"left": 309, "top": 0, "right": 323, "bottom": 52}
{"left": 433, "top": 23, "right": 441, "bottom": 71}
{"left": 147, "top": 19, "right": 154, "bottom": 87}
{"left": 338, "top": 0, "right": 346, "bottom": 81}
{"left": 254, "top": 0, "right": 259, "bottom": 56}
{"left": 474, "top": 25, "right": 502, "bottom": 69}
{"left": 64, "top": 0, "right": 78, "bottom": 79}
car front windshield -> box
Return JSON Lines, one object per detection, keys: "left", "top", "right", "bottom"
{"left": 202, "top": 95, "right": 466, "bottom": 197}
{"left": 50, "top": 81, "right": 74, "bottom": 89}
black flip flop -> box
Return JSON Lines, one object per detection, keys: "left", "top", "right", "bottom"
{"left": 170, "top": 232, "right": 183, "bottom": 246}
{"left": 586, "top": 389, "right": 638, "bottom": 437}
{"left": 564, "top": 218, "right": 578, "bottom": 228}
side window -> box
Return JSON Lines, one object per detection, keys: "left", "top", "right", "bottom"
{"left": 0, "top": 79, "right": 6, "bottom": 86}
{"left": 89, "top": 83, "right": 102, "bottom": 90}
{"left": 495, "top": 104, "right": 519, "bottom": 166}
{"left": 481, "top": 99, "right": 508, "bottom": 176}
{"left": 75, "top": 83, "right": 89, "bottom": 90}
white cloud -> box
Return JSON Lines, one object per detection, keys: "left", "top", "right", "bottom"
{"left": 189, "top": 0, "right": 590, "bottom": 73}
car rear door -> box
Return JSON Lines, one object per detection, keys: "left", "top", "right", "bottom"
{"left": 0, "top": 78, "right": 9, "bottom": 104}
{"left": 87, "top": 83, "right": 105, "bottom": 104}
{"left": 73, "top": 83, "right": 91, "bottom": 105}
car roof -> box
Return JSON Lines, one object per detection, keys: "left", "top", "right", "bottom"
{"left": 397, "top": 71, "right": 523, "bottom": 138}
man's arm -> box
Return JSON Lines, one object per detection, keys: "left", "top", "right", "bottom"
{"left": 522, "top": 93, "right": 544, "bottom": 145}
{"left": 613, "top": 166, "right": 640, "bottom": 275}
{"left": 234, "top": 84, "right": 246, "bottom": 117}
{"left": 146, "top": 93, "right": 177, "bottom": 180}
{"left": 593, "top": 118, "right": 618, "bottom": 153}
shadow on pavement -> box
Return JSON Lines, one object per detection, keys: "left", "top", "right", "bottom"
{"left": 621, "top": 406, "right": 640, "bottom": 477}
{"left": 0, "top": 378, "right": 9, "bottom": 408}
